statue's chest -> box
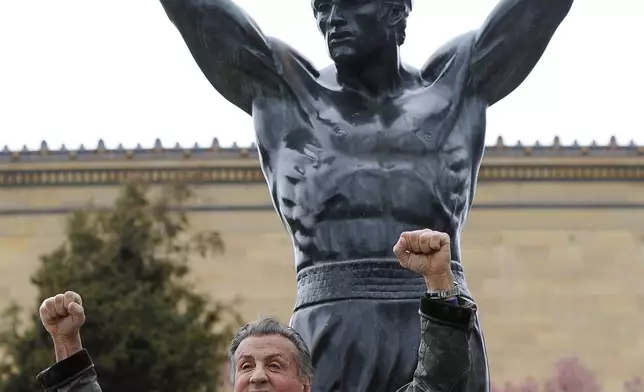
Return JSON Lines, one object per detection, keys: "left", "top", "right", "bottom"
{"left": 307, "top": 87, "right": 456, "bottom": 157}
{"left": 272, "top": 91, "right": 472, "bottom": 202}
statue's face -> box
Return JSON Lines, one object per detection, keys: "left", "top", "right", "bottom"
{"left": 313, "top": 0, "right": 393, "bottom": 64}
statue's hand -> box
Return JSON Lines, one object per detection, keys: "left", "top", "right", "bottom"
{"left": 39, "top": 291, "right": 85, "bottom": 343}
{"left": 393, "top": 229, "right": 454, "bottom": 290}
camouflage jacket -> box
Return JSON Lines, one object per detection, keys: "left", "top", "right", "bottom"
{"left": 36, "top": 295, "right": 476, "bottom": 392}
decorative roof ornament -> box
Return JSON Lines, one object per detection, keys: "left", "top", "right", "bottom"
{"left": 39, "top": 141, "right": 49, "bottom": 155}
{"left": 608, "top": 136, "right": 618, "bottom": 149}
{"left": 97, "top": 139, "right": 106, "bottom": 154}
{"left": 0, "top": 136, "right": 641, "bottom": 163}
{"left": 153, "top": 139, "right": 163, "bottom": 152}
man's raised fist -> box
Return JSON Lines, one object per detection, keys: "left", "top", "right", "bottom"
{"left": 39, "top": 291, "right": 85, "bottom": 341}
{"left": 393, "top": 229, "right": 452, "bottom": 286}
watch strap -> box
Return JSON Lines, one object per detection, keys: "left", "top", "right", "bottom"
{"left": 426, "top": 282, "right": 460, "bottom": 299}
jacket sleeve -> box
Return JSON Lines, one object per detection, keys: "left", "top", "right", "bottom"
{"left": 36, "top": 349, "right": 102, "bottom": 392}
{"left": 397, "top": 295, "right": 477, "bottom": 392}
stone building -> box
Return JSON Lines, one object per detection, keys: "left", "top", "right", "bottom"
{"left": 0, "top": 137, "right": 643, "bottom": 389}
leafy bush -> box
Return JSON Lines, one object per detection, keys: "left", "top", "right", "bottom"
{"left": 0, "top": 182, "right": 240, "bottom": 392}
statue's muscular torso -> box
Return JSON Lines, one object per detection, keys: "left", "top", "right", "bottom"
{"left": 254, "top": 36, "right": 486, "bottom": 271}
{"left": 159, "top": 0, "right": 572, "bottom": 388}
{"left": 160, "top": 0, "right": 572, "bottom": 274}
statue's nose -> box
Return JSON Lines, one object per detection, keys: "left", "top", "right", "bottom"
{"left": 328, "top": 4, "right": 347, "bottom": 27}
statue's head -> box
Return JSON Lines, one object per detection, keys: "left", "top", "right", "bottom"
{"left": 312, "top": 0, "right": 412, "bottom": 65}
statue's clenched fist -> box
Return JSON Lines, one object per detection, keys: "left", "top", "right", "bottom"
{"left": 393, "top": 229, "right": 453, "bottom": 290}
{"left": 39, "top": 291, "right": 85, "bottom": 341}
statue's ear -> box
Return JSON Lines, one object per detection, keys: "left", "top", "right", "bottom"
{"left": 386, "top": 3, "right": 407, "bottom": 27}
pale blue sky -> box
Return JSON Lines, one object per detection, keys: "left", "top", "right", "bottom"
{"left": 0, "top": 0, "right": 642, "bottom": 150}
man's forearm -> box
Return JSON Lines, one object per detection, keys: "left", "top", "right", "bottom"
{"left": 398, "top": 295, "right": 476, "bottom": 392}
{"left": 53, "top": 335, "right": 83, "bottom": 362}
{"left": 37, "top": 348, "right": 102, "bottom": 392}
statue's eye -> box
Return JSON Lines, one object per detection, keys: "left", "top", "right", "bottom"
{"left": 315, "top": 2, "right": 332, "bottom": 13}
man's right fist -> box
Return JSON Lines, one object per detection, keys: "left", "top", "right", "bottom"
{"left": 39, "top": 291, "right": 85, "bottom": 340}
{"left": 393, "top": 229, "right": 454, "bottom": 291}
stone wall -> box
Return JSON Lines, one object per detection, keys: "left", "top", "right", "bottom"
{"left": 1, "top": 180, "right": 643, "bottom": 390}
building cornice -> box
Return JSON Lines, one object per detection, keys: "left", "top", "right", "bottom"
{"left": 2, "top": 137, "right": 644, "bottom": 162}
{"left": 1, "top": 137, "right": 643, "bottom": 186}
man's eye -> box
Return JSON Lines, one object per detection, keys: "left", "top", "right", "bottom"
{"left": 240, "top": 363, "right": 252, "bottom": 370}
{"left": 268, "top": 362, "right": 282, "bottom": 370}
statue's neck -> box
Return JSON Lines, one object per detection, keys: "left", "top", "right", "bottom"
{"left": 335, "top": 49, "right": 405, "bottom": 100}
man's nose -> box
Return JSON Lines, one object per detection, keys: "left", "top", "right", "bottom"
{"left": 249, "top": 365, "right": 269, "bottom": 383}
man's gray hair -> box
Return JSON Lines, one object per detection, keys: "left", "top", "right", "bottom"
{"left": 228, "top": 317, "right": 314, "bottom": 386}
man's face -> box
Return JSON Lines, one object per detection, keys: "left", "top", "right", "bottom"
{"left": 313, "top": 0, "right": 391, "bottom": 64}
{"left": 233, "top": 335, "right": 310, "bottom": 392}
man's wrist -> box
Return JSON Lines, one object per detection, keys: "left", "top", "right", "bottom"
{"left": 52, "top": 334, "right": 83, "bottom": 362}
{"left": 424, "top": 271, "right": 454, "bottom": 291}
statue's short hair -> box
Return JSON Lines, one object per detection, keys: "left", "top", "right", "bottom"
{"left": 228, "top": 317, "right": 313, "bottom": 386}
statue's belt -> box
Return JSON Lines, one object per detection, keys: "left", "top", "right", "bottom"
{"left": 294, "top": 259, "right": 464, "bottom": 310}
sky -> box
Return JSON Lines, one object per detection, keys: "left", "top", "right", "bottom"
{"left": 0, "top": 0, "right": 642, "bottom": 150}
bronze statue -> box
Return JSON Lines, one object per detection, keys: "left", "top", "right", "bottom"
{"left": 159, "top": 0, "right": 574, "bottom": 390}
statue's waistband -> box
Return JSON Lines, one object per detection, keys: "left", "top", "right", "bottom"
{"left": 294, "top": 259, "right": 463, "bottom": 310}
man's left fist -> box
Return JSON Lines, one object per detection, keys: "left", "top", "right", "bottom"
{"left": 393, "top": 229, "right": 452, "bottom": 285}
{"left": 39, "top": 291, "right": 85, "bottom": 341}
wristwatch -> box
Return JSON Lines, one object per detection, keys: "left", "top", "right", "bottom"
{"left": 426, "top": 282, "right": 460, "bottom": 299}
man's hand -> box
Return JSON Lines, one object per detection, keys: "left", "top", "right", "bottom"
{"left": 393, "top": 229, "right": 454, "bottom": 290}
{"left": 39, "top": 291, "right": 85, "bottom": 361}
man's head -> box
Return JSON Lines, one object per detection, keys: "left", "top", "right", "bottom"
{"left": 312, "top": 0, "right": 412, "bottom": 64}
{"left": 229, "top": 318, "right": 313, "bottom": 392}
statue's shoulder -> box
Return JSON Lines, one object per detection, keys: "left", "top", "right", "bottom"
{"left": 420, "top": 31, "right": 477, "bottom": 83}
{"left": 265, "top": 36, "right": 320, "bottom": 80}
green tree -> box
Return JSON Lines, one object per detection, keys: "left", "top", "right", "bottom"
{"left": 0, "top": 182, "right": 239, "bottom": 392}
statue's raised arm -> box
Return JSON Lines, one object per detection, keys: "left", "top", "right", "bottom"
{"left": 160, "top": 0, "right": 285, "bottom": 115}
{"left": 469, "top": 0, "right": 574, "bottom": 105}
